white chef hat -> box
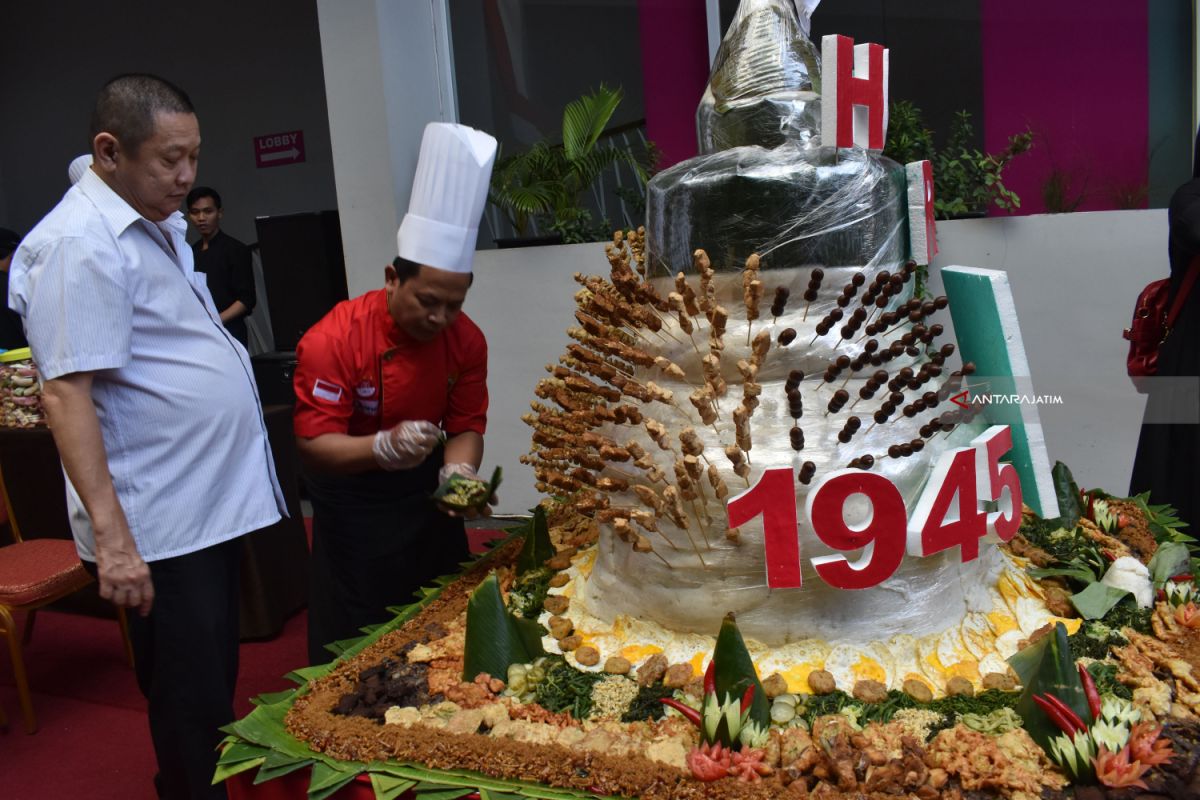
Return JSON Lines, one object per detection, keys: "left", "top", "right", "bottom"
{"left": 397, "top": 122, "right": 498, "bottom": 274}
{"left": 68, "top": 154, "right": 93, "bottom": 185}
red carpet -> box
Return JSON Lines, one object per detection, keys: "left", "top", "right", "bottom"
{"left": 0, "top": 608, "right": 308, "bottom": 800}
{"left": 0, "top": 524, "right": 503, "bottom": 800}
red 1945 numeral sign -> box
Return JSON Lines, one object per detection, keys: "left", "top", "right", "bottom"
{"left": 726, "top": 425, "right": 1021, "bottom": 591}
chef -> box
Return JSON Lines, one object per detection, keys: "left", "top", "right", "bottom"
{"left": 292, "top": 122, "right": 497, "bottom": 664}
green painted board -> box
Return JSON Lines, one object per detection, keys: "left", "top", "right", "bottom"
{"left": 941, "top": 266, "right": 1059, "bottom": 518}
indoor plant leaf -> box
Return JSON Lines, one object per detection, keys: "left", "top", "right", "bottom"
{"left": 1009, "top": 621, "right": 1090, "bottom": 751}
{"left": 562, "top": 85, "right": 622, "bottom": 162}
{"left": 1070, "top": 582, "right": 1131, "bottom": 620}
{"left": 712, "top": 612, "right": 769, "bottom": 728}
{"left": 516, "top": 506, "right": 554, "bottom": 575}
{"left": 462, "top": 573, "right": 545, "bottom": 681}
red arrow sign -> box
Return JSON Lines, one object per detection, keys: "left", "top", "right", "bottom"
{"left": 950, "top": 390, "right": 970, "bottom": 409}
{"left": 254, "top": 130, "right": 306, "bottom": 168}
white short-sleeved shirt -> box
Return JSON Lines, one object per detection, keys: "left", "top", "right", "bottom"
{"left": 8, "top": 169, "right": 285, "bottom": 562}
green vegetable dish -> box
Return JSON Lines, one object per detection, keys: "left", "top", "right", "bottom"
{"left": 431, "top": 466, "right": 502, "bottom": 510}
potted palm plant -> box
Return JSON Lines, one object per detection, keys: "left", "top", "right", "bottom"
{"left": 488, "top": 85, "right": 654, "bottom": 245}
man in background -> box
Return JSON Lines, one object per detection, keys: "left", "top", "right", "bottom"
{"left": 10, "top": 74, "right": 285, "bottom": 799}
{"left": 187, "top": 186, "right": 256, "bottom": 347}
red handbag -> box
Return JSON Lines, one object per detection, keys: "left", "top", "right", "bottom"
{"left": 1124, "top": 255, "right": 1200, "bottom": 391}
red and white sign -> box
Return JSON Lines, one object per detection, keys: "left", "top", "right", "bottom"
{"left": 820, "top": 34, "right": 890, "bottom": 151}
{"left": 906, "top": 160, "right": 938, "bottom": 264}
{"left": 728, "top": 425, "right": 1022, "bottom": 591}
{"left": 254, "top": 130, "right": 306, "bottom": 169}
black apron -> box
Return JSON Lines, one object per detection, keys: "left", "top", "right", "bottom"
{"left": 305, "top": 449, "right": 467, "bottom": 664}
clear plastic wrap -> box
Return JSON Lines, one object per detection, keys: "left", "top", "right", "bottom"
{"left": 697, "top": 0, "right": 822, "bottom": 154}
{"left": 574, "top": 268, "right": 994, "bottom": 646}
{"left": 523, "top": 0, "right": 1047, "bottom": 692}
{"left": 645, "top": 146, "right": 908, "bottom": 276}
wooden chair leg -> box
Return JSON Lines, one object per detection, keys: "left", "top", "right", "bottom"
{"left": 22, "top": 608, "right": 36, "bottom": 645}
{"left": 115, "top": 607, "right": 134, "bottom": 668}
{"left": 0, "top": 605, "right": 36, "bottom": 733}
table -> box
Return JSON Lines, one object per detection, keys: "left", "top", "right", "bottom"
{"left": 0, "top": 405, "right": 309, "bottom": 639}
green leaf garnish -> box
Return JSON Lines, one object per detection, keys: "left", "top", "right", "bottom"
{"left": 1009, "top": 622, "right": 1090, "bottom": 752}
{"left": 1069, "top": 582, "right": 1130, "bottom": 620}
{"left": 712, "top": 612, "right": 769, "bottom": 730}
{"left": 462, "top": 573, "right": 545, "bottom": 682}
{"left": 516, "top": 506, "right": 554, "bottom": 575}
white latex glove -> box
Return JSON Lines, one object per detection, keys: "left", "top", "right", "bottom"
{"left": 438, "top": 462, "right": 480, "bottom": 485}
{"left": 372, "top": 420, "right": 441, "bottom": 471}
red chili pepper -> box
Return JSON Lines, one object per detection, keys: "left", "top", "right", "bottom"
{"left": 1116, "top": 512, "right": 1132, "bottom": 529}
{"left": 704, "top": 660, "right": 716, "bottom": 697}
{"left": 1040, "top": 692, "right": 1088, "bottom": 735}
{"left": 660, "top": 698, "right": 702, "bottom": 727}
{"left": 1032, "top": 694, "right": 1084, "bottom": 736}
{"left": 1078, "top": 663, "right": 1102, "bottom": 720}
{"left": 1171, "top": 573, "right": 1194, "bottom": 584}
{"left": 740, "top": 683, "right": 756, "bottom": 712}
{"left": 1101, "top": 549, "right": 1116, "bottom": 562}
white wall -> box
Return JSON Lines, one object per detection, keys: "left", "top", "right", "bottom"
{"left": 0, "top": 1, "right": 337, "bottom": 246}
{"left": 928, "top": 210, "right": 1166, "bottom": 496}
{"left": 316, "top": 0, "right": 457, "bottom": 298}
{"left": 466, "top": 242, "right": 607, "bottom": 513}
{"left": 467, "top": 211, "right": 1167, "bottom": 514}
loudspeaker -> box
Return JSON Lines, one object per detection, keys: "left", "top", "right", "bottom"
{"left": 251, "top": 350, "right": 298, "bottom": 407}
{"left": 255, "top": 210, "right": 349, "bottom": 351}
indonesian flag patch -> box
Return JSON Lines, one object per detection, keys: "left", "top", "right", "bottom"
{"left": 312, "top": 378, "right": 344, "bottom": 403}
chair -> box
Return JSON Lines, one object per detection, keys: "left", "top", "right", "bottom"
{"left": 0, "top": 465, "right": 133, "bottom": 734}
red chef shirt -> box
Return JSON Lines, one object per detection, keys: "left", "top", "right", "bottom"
{"left": 293, "top": 288, "right": 487, "bottom": 439}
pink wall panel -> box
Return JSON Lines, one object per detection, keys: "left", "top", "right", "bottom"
{"left": 637, "top": 0, "right": 712, "bottom": 169}
{"left": 981, "top": 0, "right": 1148, "bottom": 214}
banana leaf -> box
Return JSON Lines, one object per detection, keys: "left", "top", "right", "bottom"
{"left": 219, "top": 523, "right": 630, "bottom": 800}
{"left": 1009, "top": 621, "right": 1090, "bottom": 752}
{"left": 516, "top": 506, "right": 554, "bottom": 575}
{"left": 252, "top": 750, "right": 313, "bottom": 784}
{"left": 1070, "top": 582, "right": 1130, "bottom": 620}
{"left": 1148, "top": 541, "right": 1191, "bottom": 586}
{"left": 1051, "top": 462, "right": 1083, "bottom": 529}
{"left": 478, "top": 790, "right": 526, "bottom": 800}
{"left": 462, "top": 573, "right": 546, "bottom": 681}
{"left": 712, "top": 612, "right": 769, "bottom": 728}
{"left": 370, "top": 774, "right": 418, "bottom": 800}
{"left": 308, "top": 761, "right": 362, "bottom": 800}
{"left": 410, "top": 786, "right": 474, "bottom": 800}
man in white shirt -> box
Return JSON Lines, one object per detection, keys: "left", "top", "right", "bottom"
{"left": 9, "top": 74, "right": 285, "bottom": 800}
